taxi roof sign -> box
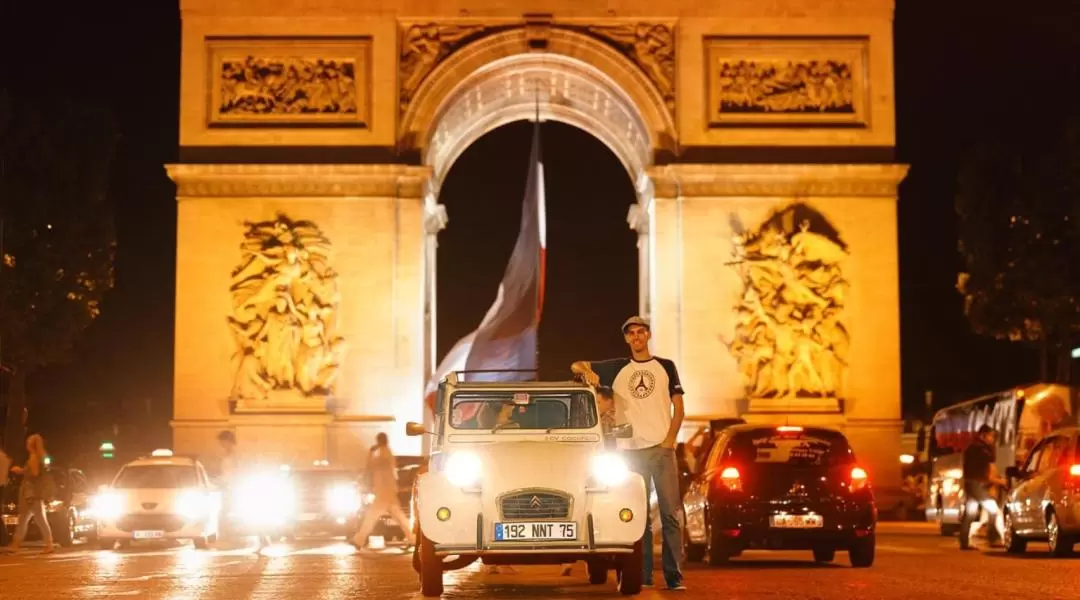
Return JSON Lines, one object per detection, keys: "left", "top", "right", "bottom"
{"left": 99, "top": 442, "right": 116, "bottom": 452}
{"left": 512, "top": 393, "right": 530, "bottom": 405}
{"left": 151, "top": 449, "right": 174, "bottom": 457}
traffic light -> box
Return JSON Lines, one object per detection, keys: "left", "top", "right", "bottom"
{"left": 99, "top": 441, "right": 115, "bottom": 459}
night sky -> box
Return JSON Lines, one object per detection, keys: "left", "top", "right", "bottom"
{"left": 4, "top": 1, "right": 1078, "bottom": 447}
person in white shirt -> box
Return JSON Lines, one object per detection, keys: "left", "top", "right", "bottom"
{"left": 571, "top": 316, "right": 686, "bottom": 591}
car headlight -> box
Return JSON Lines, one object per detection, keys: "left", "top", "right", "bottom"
{"left": 445, "top": 451, "right": 482, "bottom": 488}
{"left": 90, "top": 491, "right": 124, "bottom": 521}
{"left": 233, "top": 473, "right": 296, "bottom": 525}
{"left": 327, "top": 484, "right": 361, "bottom": 516}
{"left": 177, "top": 489, "right": 209, "bottom": 520}
{"left": 591, "top": 453, "right": 630, "bottom": 486}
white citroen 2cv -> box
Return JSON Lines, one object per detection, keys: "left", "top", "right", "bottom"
{"left": 406, "top": 371, "right": 647, "bottom": 597}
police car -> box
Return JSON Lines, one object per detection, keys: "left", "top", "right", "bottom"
{"left": 92, "top": 450, "right": 222, "bottom": 549}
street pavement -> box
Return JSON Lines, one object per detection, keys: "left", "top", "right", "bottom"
{"left": 0, "top": 523, "right": 1077, "bottom": 599}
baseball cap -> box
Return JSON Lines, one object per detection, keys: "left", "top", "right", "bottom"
{"left": 621, "top": 316, "right": 650, "bottom": 333}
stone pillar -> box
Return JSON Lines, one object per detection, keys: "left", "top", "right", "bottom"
{"left": 167, "top": 164, "right": 431, "bottom": 465}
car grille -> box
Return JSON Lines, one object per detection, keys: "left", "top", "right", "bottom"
{"left": 500, "top": 490, "right": 571, "bottom": 520}
{"left": 116, "top": 514, "right": 185, "bottom": 533}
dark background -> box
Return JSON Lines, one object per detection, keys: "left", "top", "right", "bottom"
{"left": 3, "top": 1, "right": 1078, "bottom": 456}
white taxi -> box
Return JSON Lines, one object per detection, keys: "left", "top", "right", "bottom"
{"left": 92, "top": 450, "right": 221, "bottom": 549}
{"left": 407, "top": 373, "right": 647, "bottom": 597}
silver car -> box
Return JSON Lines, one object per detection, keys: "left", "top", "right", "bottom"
{"left": 1003, "top": 427, "right": 1080, "bottom": 556}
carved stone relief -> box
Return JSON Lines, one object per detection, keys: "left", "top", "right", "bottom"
{"left": 398, "top": 21, "right": 676, "bottom": 116}
{"left": 705, "top": 37, "right": 868, "bottom": 127}
{"left": 722, "top": 204, "right": 849, "bottom": 402}
{"left": 571, "top": 23, "right": 677, "bottom": 113}
{"left": 208, "top": 38, "right": 372, "bottom": 126}
{"left": 227, "top": 214, "right": 347, "bottom": 410}
{"left": 399, "top": 23, "right": 509, "bottom": 114}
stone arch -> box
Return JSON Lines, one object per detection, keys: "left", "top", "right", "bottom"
{"left": 399, "top": 27, "right": 677, "bottom": 190}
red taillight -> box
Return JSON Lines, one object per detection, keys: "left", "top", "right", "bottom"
{"left": 1070, "top": 464, "right": 1080, "bottom": 477}
{"left": 719, "top": 466, "right": 742, "bottom": 492}
{"left": 849, "top": 466, "right": 869, "bottom": 492}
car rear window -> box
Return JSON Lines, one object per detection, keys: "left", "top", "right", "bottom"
{"left": 727, "top": 428, "right": 856, "bottom": 468}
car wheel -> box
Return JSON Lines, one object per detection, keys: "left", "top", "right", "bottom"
{"left": 1047, "top": 512, "right": 1074, "bottom": 557}
{"left": 98, "top": 538, "right": 116, "bottom": 550}
{"left": 849, "top": 534, "right": 875, "bottom": 568}
{"left": 939, "top": 521, "right": 959, "bottom": 537}
{"left": 51, "top": 511, "right": 75, "bottom": 548}
{"left": 418, "top": 531, "right": 444, "bottom": 597}
{"left": 685, "top": 540, "right": 706, "bottom": 563}
{"left": 1003, "top": 512, "right": 1026, "bottom": 554}
{"left": 812, "top": 547, "right": 836, "bottom": 563}
{"left": 194, "top": 537, "right": 210, "bottom": 550}
{"left": 586, "top": 559, "right": 608, "bottom": 584}
{"left": 412, "top": 543, "right": 422, "bottom": 574}
{"left": 617, "top": 539, "right": 643, "bottom": 595}
{"left": 706, "top": 520, "right": 732, "bottom": 567}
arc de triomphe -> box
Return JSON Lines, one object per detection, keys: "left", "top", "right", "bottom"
{"left": 167, "top": 0, "right": 908, "bottom": 488}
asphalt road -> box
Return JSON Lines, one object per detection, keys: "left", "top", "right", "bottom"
{"left": 0, "top": 523, "right": 1076, "bottom": 599}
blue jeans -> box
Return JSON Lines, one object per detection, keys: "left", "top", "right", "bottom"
{"left": 626, "top": 446, "right": 683, "bottom": 587}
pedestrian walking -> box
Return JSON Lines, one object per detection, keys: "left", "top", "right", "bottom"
{"left": 571, "top": 316, "right": 687, "bottom": 591}
{"left": 959, "top": 425, "right": 1005, "bottom": 549}
{"left": 351, "top": 433, "right": 415, "bottom": 551}
{"left": 5, "top": 434, "right": 55, "bottom": 554}
{"left": 0, "top": 441, "right": 10, "bottom": 547}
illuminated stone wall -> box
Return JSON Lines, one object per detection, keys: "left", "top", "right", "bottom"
{"left": 171, "top": 0, "right": 906, "bottom": 485}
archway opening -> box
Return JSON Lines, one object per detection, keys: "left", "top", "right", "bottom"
{"left": 436, "top": 120, "right": 638, "bottom": 379}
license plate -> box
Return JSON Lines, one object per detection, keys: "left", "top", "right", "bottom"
{"left": 494, "top": 522, "right": 577, "bottom": 541}
{"left": 2, "top": 516, "right": 17, "bottom": 526}
{"left": 769, "top": 514, "right": 823, "bottom": 529}
{"left": 134, "top": 530, "right": 165, "bottom": 539}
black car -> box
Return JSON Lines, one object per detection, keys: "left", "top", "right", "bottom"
{"left": 290, "top": 468, "right": 362, "bottom": 537}
{"left": 683, "top": 425, "right": 877, "bottom": 567}
{"left": 2, "top": 466, "right": 97, "bottom": 547}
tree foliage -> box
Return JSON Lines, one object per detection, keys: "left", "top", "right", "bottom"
{"left": 955, "top": 116, "right": 1080, "bottom": 377}
{"left": 0, "top": 88, "right": 118, "bottom": 441}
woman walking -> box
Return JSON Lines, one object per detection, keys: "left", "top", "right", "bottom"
{"left": 5, "top": 434, "right": 55, "bottom": 554}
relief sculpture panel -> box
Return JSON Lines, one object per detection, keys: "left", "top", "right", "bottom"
{"left": 705, "top": 37, "right": 868, "bottom": 127}
{"left": 722, "top": 204, "right": 850, "bottom": 406}
{"left": 208, "top": 37, "right": 372, "bottom": 127}
{"left": 227, "top": 214, "right": 347, "bottom": 411}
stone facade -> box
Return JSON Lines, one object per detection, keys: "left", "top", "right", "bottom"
{"left": 169, "top": 0, "right": 907, "bottom": 489}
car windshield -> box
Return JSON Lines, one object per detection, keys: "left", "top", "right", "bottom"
{"left": 113, "top": 464, "right": 198, "bottom": 489}
{"left": 727, "top": 429, "right": 856, "bottom": 469}
{"left": 449, "top": 391, "right": 598, "bottom": 430}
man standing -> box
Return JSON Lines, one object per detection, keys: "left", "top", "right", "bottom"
{"left": 571, "top": 316, "right": 686, "bottom": 591}
{"left": 959, "top": 424, "right": 1005, "bottom": 549}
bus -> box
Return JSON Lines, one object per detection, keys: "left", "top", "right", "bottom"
{"left": 922, "top": 383, "right": 1076, "bottom": 536}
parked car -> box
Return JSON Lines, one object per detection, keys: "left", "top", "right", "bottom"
{"left": 2, "top": 465, "right": 97, "bottom": 547}
{"left": 1003, "top": 426, "right": 1080, "bottom": 556}
{"left": 683, "top": 424, "right": 877, "bottom": 567}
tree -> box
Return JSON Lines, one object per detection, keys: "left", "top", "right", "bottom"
{"left": 955, "top": 116, "right": 1080, "bottom": 382}
{"left": 0, "top": 89, "right": 118, "bottom": 455}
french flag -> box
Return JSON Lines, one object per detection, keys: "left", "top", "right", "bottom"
{"left": 423, "top": 120, "right": 547, "bottom": 420}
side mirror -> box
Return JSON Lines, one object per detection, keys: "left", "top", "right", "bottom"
{"left": 609, "top": 423, "right": 634, "bottom": 439}
{"left": 405, "top": 422, "right": 428, "bottom": 437}
{"left": 1005, "top": 466, "right": 1022, "bottom": 480}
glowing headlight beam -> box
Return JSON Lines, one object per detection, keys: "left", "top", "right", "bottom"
{"left": 445, "top": 452, "right": 482, "bottom": 488}
{"left": 591, "top": 453, "right": 630, "bottom": 487}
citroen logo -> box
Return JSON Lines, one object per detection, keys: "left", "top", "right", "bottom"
{"left": 529, "top": 496, "right": 542, "bottom": 509}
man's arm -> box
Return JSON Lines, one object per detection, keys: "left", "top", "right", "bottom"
{"left": 570, "top": 361, "right": 598, "bottom": 385}
{"left": 662, "top": 394, "right": 685, "bottom": 449}
{"left": 658, "top": 358, "right": 686, "bottom": 449}
{"left": 570, "top": 359, "right": 625, "bottom": 387}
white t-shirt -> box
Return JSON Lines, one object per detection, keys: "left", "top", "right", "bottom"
{"left": 590, "top": 356, "right": 685, "bottom": 450}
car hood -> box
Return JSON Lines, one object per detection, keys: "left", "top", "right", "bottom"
{"left": 461, "top": 441, "right": 600, "bottom": 492}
